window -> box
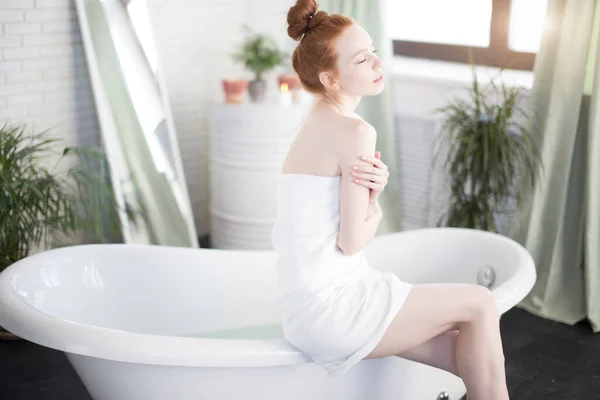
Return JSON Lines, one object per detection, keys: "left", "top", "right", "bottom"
{"left": 390, "top": 0, "right": 550, "bottom": 71}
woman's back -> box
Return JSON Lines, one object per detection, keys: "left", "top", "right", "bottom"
{"left": 279, "top": 101, "right": 383, "bottom": 258}
{"left": 281, "top": 104, "right": 367, "bottom": 178}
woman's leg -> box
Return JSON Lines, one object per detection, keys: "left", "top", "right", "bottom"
{"left": 396, "top": 330, "right": 460, "bottom": 377}
{"left": 365, "top": 283, "right": 509, "bottom": 400}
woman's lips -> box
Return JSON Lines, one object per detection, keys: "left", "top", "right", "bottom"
{"left": 374, "top": 75, "right": 383, "bottom": 83}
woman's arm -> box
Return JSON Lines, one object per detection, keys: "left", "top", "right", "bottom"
{"left": 336, "top": 122, "right": 382, "bottom": 256}
{"left": 355, "top": 199, "right": 383, "bottom": 253}
{"left": 366, "top": 199, "right": 382, "bottom": 219}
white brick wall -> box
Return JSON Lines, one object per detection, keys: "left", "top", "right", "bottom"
{"left": 1, "top": 0, "right": 323, "bottom": 240}
{"left": 1, "top": 0, "right": 254, "bottom": 239}
{"left": 0, "top": 0, "right": 99, "bottom": 152}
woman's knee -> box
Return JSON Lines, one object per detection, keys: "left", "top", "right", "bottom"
{"left": 464, "top": 285, "right": 499, "bottom": 323}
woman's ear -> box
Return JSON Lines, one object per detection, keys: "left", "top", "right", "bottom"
{"left": 319, "top": 71, "right": 338, "bottom": 91}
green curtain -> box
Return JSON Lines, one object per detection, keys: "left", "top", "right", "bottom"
{"left": 81, "top": 0, "right": 197, "bottom": 247}
{"left": 510, "top": 0, "right": 600, "bottom": 332}
{"left": 321, "top": 0, "right": 402, "bottom": 234}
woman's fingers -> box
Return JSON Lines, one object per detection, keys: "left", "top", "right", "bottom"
{"left": 352, "top": 153, "right": 390, "bottom": 192}
{"left": 353, "top": 178, "right": 384, "bottom": 190}
{"left": 353, "top": 178, "right": 387, "bottom": 190}
{"left": 353, "top": 163, "right": 389, "bottom": 175}
{"left": 361, "top": 155, "right": 388, "bottom": 171}
{"left": 352, "top": 172, "right": 388, "bottom": 183}
{"left": 352, "top": 166, "right": 390, "bottom": 180}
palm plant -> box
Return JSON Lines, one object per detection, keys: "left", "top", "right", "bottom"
{"left": 232, "top": 27, "right": 288, "bottom": 102}
{"left": 434, "top": 68, "right": 542, "bottom": 233}
{"left": 1, "top": 123, "right": 141, "bottom": 340}
{"left": 233, "top": 29, "right": 288, "bottom": 82}
{"left": 0, "top": 123, "right": 137, "bottom": 272}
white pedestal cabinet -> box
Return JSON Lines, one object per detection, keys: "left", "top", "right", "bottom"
{"left": 209, "top": 102, "right": 311, "bottom": 249}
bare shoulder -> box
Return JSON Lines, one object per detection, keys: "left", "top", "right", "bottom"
{"left": 337, "top": 114, "right": 376, "bottom": 134}
{"left": 333, "top": 115, "right": 377, "bottom": 161}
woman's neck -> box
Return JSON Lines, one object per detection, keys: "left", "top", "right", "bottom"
{"left": 317, "top": 93, "right": 362, "bottom": 117}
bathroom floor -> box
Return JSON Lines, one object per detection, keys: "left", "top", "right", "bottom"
{"left": 0, "top": 307, "right": 598, "bottom": 399}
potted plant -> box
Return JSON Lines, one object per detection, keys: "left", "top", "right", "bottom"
{"left": 433, "top": 68, "right": 541, "bottom": 233}
{"left": 232, "top": 28, "right": 288, "bottom": 102}
{"left": 0, "top": 123, "right": 138, "bottom": 340}
{"left": 221, "top": 79, "right": 248, "bottom": 104}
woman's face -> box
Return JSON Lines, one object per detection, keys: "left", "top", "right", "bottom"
{"left": 329, "top": 24, "right": 384, "bottom": 97}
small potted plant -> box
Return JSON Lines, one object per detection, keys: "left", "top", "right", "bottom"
{"left": 232, "top": 28, "right": 288, "bottom": 102}
{"left": 0, "top": 123, "right": 139, "bottom": 340}
{"left": 434, "top": 68, "right": 542, "bottom": 233}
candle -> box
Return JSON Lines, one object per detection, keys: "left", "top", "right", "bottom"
{"left": 280, "top": 82, "right": 292, "bottom": 106}
{"left": 295, "top": 88, "right": 314, "bottom": 105}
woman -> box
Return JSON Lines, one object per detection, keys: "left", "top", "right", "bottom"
{"left": 271, "top": 1, "right": 510, "bottom": 398}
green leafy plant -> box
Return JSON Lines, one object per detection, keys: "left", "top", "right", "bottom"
{"left": 0, "top": 123, "right": 138, "bottom": 271}
{"left": 434, "top": 68, "right": 542, "bottom": 232}
{"left": 232, "top": 28, "right": 288, "bottom": 82}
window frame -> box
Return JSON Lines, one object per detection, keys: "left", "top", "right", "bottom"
{"left": 392, "top": 0, "right": 551, "bottom": 71}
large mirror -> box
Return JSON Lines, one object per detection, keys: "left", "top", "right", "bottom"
{"left": 74, "top": 0, "right": 198, "bottom": 247}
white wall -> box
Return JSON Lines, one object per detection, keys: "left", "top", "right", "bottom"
{"left": 0, "top": 0, "right": 99, "bottom": 150}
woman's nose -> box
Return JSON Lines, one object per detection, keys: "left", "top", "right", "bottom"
{"left": 373, "top": 57, "right": 383, "bottom": 71}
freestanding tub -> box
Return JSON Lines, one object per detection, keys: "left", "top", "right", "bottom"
{"left": 0, "top": 228, "right": 535, "bottom": 400}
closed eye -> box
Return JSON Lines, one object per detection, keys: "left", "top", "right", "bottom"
{"left": 358, "top": 49, "right": 377, "bottom": 64}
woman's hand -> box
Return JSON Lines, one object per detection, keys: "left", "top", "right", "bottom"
{"left": 351, "top": 151, "right": 390, "bottom": 203}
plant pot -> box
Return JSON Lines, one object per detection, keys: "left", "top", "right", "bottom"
{"left": 0, "top": 325, "right": 21, "bottom": 341}
{"left": 222, "top": 79, "right": 248, "bottom": 104}
{"left": 248, "top": 80, "right": 267, "bottom": 103}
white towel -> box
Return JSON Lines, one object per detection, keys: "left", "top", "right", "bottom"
{"left": 271, "top": 174, "right": 413, "bottom": 377}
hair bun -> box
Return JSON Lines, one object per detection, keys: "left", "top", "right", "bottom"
{"left": 287, "top": 0, "right": 327, "bottom": 41}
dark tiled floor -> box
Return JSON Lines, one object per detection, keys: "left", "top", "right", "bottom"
{"left": 501, "top": 308, "right": 600, "bottom": 399}
{"left": 1, "top": 307, "right": 599, "bottom": 399}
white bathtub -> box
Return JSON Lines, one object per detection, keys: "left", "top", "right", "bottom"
{"left": 0, "top": 228, "right": 535, "bottom": 400}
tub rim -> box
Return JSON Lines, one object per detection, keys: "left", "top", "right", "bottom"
{"left": 0, "top": 228, "right": 535, "bottom": 367}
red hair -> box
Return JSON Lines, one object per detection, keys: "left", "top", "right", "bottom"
{"left": 287, "top": 0, "right": 354, "bottom": 98}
